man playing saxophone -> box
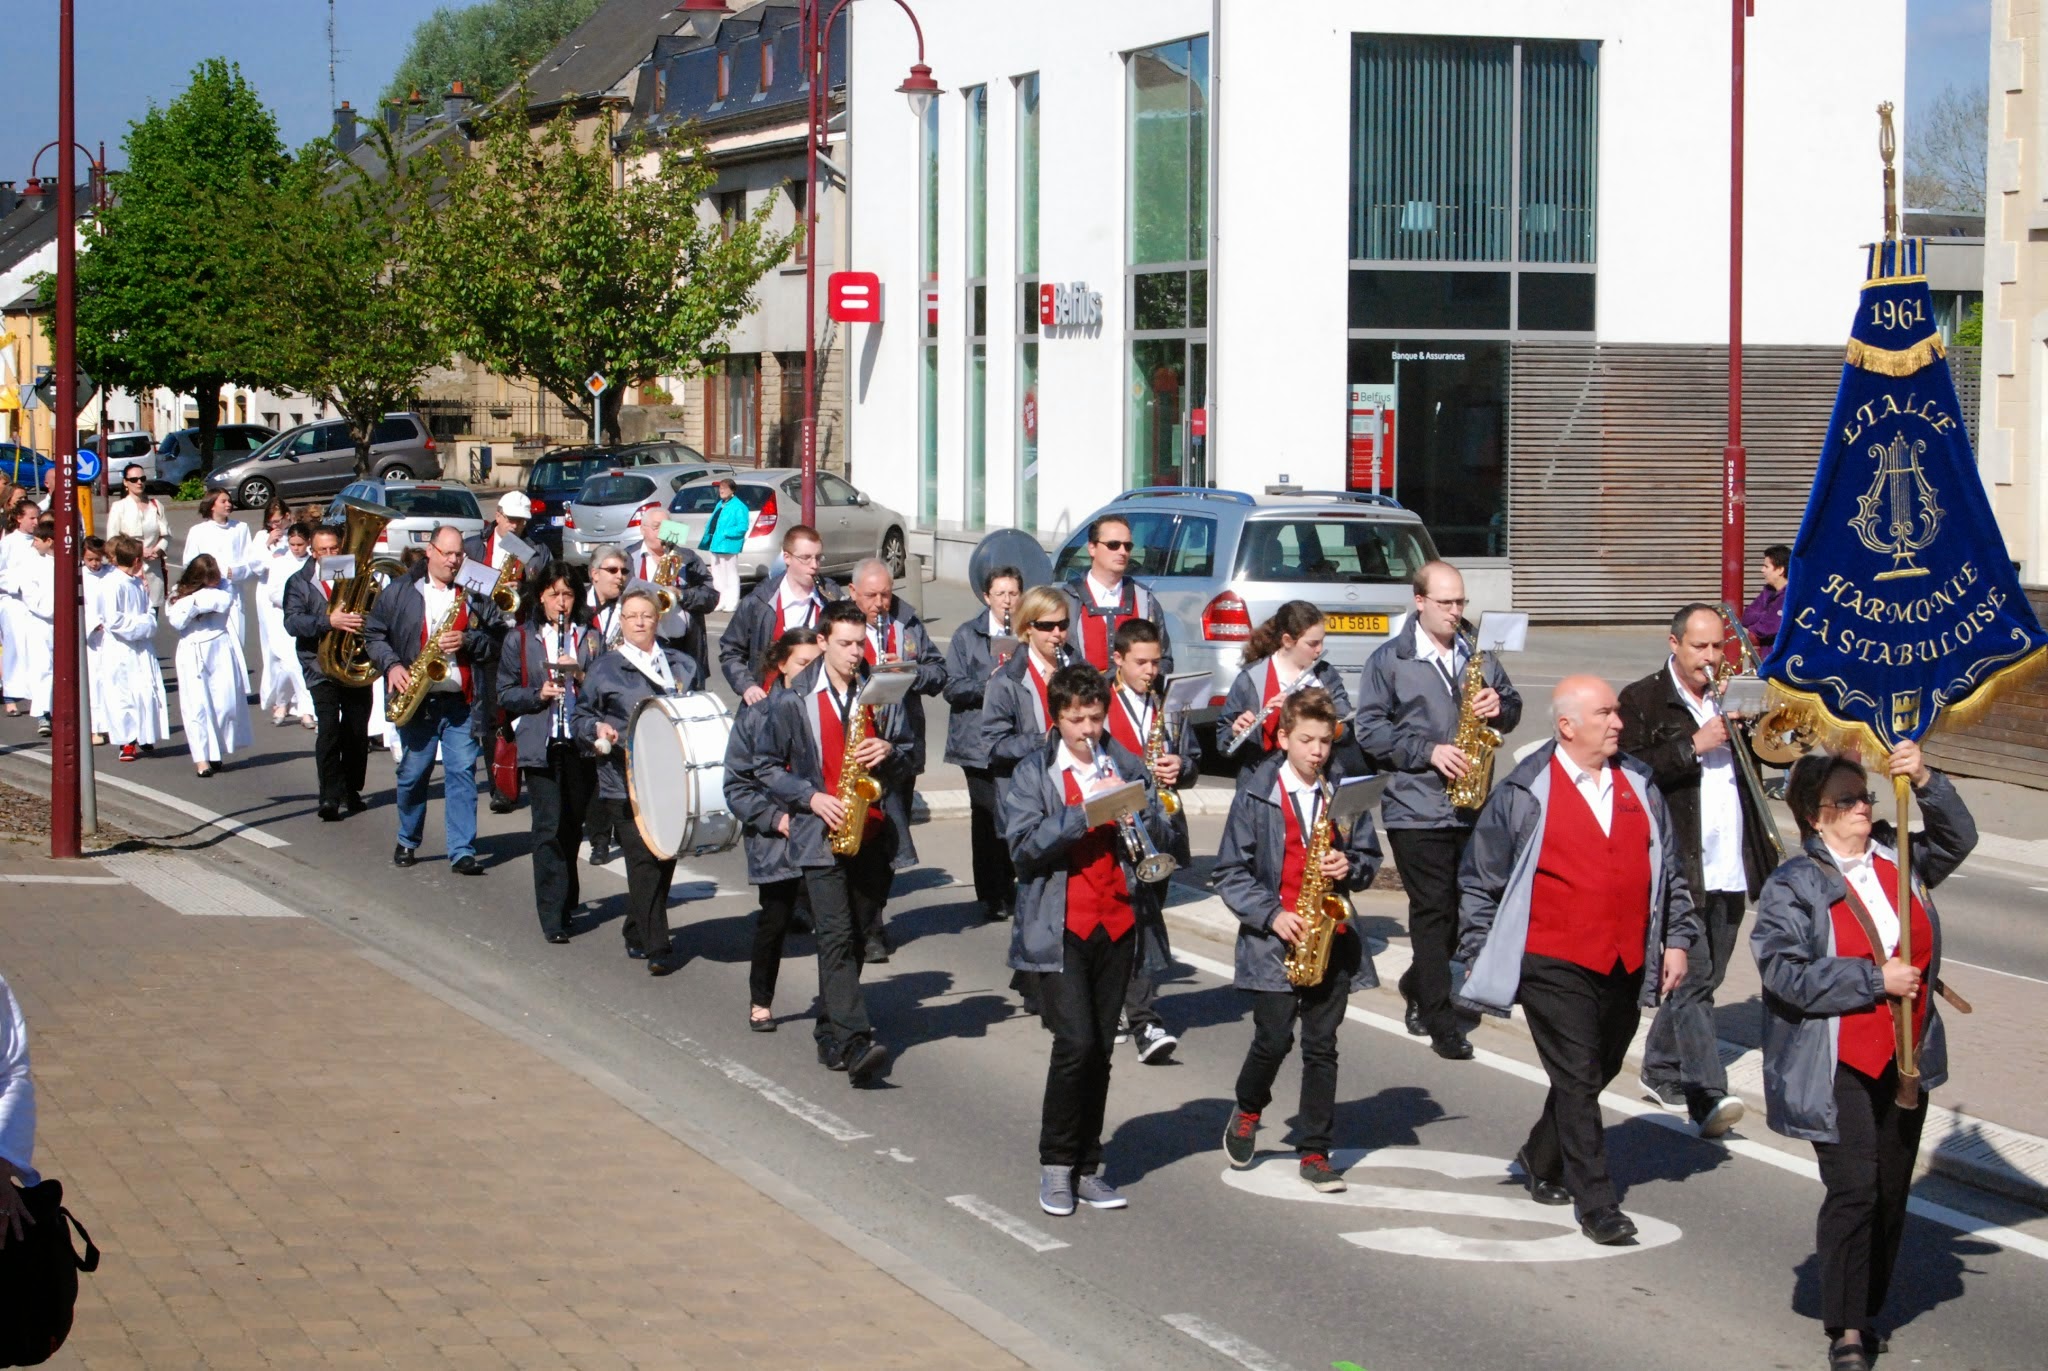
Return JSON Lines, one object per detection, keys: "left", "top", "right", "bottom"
{"left": 365, "top": 525, "right": 504, "bottom": 875}
{"left": 1217, "top": 688, "right": 1382, "bottom": 1194}
{"left": 1354, "top": 560, "right": 1522, "bottom": 1062}
{"left": 727, "top": 599, "right": 912, "bottom": 1086}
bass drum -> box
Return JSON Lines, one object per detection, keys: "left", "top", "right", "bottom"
{"left": 968, "top": 527, "right": 1054, "bottom": 596}
{"left": 625, "top": 692, "right": 741, "bottom": 860}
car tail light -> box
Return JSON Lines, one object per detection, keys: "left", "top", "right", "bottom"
{"left": 563, "top": 511, "right": 576, "bottom": 530}
{"left": 1202, "top": 590, "right": 1253, "bottom": 641}
{"left": 530, "top": 498, "right": 546, "bottom": 515}
{"left": 750, "top": 492, "right": 778, "bottom": 538}
{"left": 1209, "top": 694, "right": 1228, "bottom": 707}
{"left": 422, "top": 435, "right": 436, "bottom": 451}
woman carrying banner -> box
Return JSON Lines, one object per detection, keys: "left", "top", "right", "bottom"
{"left": 1750, "top": 742, "right": 1976, "bottom": 1371}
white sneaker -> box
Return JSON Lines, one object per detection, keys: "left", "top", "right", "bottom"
{"left": 1696, "top": 1094, "right": 1745, "bottom": 1139}
{"left": 1135, "top": 1022, "right": 1178, "bottom": 1064}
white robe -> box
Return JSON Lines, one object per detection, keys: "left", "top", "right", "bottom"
{"left": 97, "top": 571, "right": 169, "bottom": 747}
{"left": 179, "top": 519, "right": 257, "bottom": 677}
{"left": 166, "top": 585, "right": 251, "bottom": 764}
{"left": 259, "top": 547, "right": 313, "bottom": 716}
{"left": 0, "top": 530, "right": 45, "bottom": 705}
{"left": 84, "top": 566, "right": 116, "bottom": 735}
{"left": 13, "top": 551, "right": 55, "bottom": 718}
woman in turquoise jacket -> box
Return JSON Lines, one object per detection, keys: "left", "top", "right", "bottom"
{"left": 698, "top": 477, "right": 751, "bottom": 611}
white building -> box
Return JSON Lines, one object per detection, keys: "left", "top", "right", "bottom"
{"left": 842, "top": 0, "right": 1907, "bottom": 615}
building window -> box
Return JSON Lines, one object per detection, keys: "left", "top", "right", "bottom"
{"left": 718, "top": 189, "right": 746, "bottom": 240}
{"left": 964, "top": 86, "right": 989, "bottom": 529}
{"left": 723, "top": 354, "right": 759, "bottom": 463}
{"left": 760, "top": 42, "right": 775, "bottom": 92}
{"left": 1125, "top": 36, "right": 1210, "bottom": 490}
{"left": 654, "top": 69, "right": 668, "bottom": 114}
{"left": 1015, "top": 72, "right": 1041, "bottom": 532}
{"left": 773, "top": 352, "right": 805, "bottom": 465}
{"left": 917, "top": 96, "right": 939, "bottom": 524}
{"left": 716, "top": 51, "right": 731, "bottom": 102}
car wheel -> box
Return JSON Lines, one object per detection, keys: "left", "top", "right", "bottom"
{"left": 236, "top": 476, "right": 274, "bottom": 510}
{"left": 880, "top": 527, "right": 907, "bottom": 579}
{"left": 379, "top": 465, "right": 413, "bottom": 482}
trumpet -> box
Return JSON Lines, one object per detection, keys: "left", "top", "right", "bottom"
{"left": 1090, "top": 750, "right": 1177, "bottom": 883}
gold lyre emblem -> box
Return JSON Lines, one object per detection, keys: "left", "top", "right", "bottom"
{"left": 1850, "top": 431, "right": 1942, "bottom": 581}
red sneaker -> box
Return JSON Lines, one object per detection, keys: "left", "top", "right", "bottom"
{"left": 118, "top": 744, "right": 138, "bottom": 762}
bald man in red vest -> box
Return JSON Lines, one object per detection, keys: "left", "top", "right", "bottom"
{"left": 1455, "top": 675, "right": 1699, "bottom": 1246}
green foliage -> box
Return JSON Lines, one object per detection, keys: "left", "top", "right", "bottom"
{"left": 1954, "top": 299, "right": 1984, "bottom": 348}
{"left": 176, "top": 477, "right": 207, "bottom": 502}
{"left": 380, "top": 0, "right": 603, "bottom": 107}
{"left": 408, "top": 102, "right": 800, "bottom": 441}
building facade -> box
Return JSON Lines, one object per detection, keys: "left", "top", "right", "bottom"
{"left": 844, "top": 0, "right": 1907, "bottom": 614}
{"left": 1984, "top": 1, "right": 2048, "bottom": 583}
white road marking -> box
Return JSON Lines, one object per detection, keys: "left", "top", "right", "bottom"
{"left": 876, "top": 1147, "right": 916, "bottom": 1163}
{"left": 1170, "top": 948, "right": 2048, "bottom": 1265}
{"left": 4, "top": 874, "right": 125, "bottom": 884}
{"left": 1161, "top": 1314, "right": 1297, "bottom": 1371}
{"left": 1219, "top": 1148, "right": 1682, "bottom": 1262}
{"left": 1945, "top": 957, "right": 2048, "bottom": 988}
{"left": 6, "top": 748, "right": 289, "bottom": 848}
{"left": 96, "top": 851, "right": 302, "bottom": 917}
{"left": 946, "top": 1194, "right": 1070, "bottom": 1253}
{"left": 701, "top": 1050, "right": 872, "bottom": 1142}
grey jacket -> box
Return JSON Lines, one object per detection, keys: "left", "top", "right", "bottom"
{"left": 1213, "top": 753, "right": 1384, "bottom": 993}
{"left": 570, "top": 646, "right": 698, "bottom": 802}
{"left": 1000, "top": 731, "right": 1173, "bottom": 975}
{"left": 864, "top": 593, "right": 948, "bottom": 774}
{"left": 1750, "top": 773, "right": 1975, "bottom": 1143}
{"left": 1353, "top": 619, "right": 1523, "bottom": 829}
{"left": 941, "top": 611, "right": 1007, "bottom": 769}
{"left": 980, "top": 650, "right": 1059, "bottom": 806}
{"left": 1218, "top": 656, "right": 1354, "bottom": 776}
{"left": 280, "top": 559, "right": 349, "bottom": 688}
{"left": 1455, "top": 742, "right": 1699, "bottom": 1017}
{"left": 627, "top": 542, "right": 718, "bottom": 691}
{"left": 1060, "top": 572, "right": 1174, "bottom": 674}
{"left": 722, "top": 691, "right": 802, "bottom": 885}
{"left": 717, "top": 570, "right": 844, "bottom": 694}
{"left": 724, "top": 657, "right": 915, "bottom": 871}
{"left": 496, "top": 620, "right": 604, "bottom": 771}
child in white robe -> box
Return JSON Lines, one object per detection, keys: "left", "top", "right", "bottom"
{"left": 101, "top": 535, "right": 169, "bottom": 758}
{"left": 259, "top": 522, "right": 315, "bottom": 727}
{"left": 165, "top": 554, "right": 251, "bottom": 776}
{"left": 13, "top": 518, "right": 56, "bottom": 736}
{"left": 0, "top": 502, "right": 44, "bottom": 717}
{"left": 83, "top": 538, "right": 114, "bottom": 745}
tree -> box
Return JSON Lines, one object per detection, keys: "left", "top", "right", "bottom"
{"left": 380, "top": 0, "right": 604, "bottom": 106}
{"left": 1955, "top": 298, "right": 1984, "bottom": 347}
{"left": 60, "top": 60, "right": 292, "bottom": 474}
{"left": 409, "top": 103, "right": 800, "bottom": 442}
{"left": 1905, "top": 82, "right": 1988, "bottom": 215}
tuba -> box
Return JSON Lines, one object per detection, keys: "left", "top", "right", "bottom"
{"left": 1444, "top": 630, "right": 1503, "bottom": 811}
{"left": 1283, "top": 779, "right": 1352, "bottom": 987}
{"left": 316, "top": 497, "right": 407, "bottom": 687}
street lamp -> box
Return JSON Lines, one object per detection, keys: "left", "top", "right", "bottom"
{"left": 797, "top": 0, "right": 939, "bottom": 527}
{"left": 675, "top": 0, "right": 732, "bottom": 41}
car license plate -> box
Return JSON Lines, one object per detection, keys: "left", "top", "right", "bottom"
{"left": 411, "top": 529, "right": 432, "bottom": 543}
{"left": 552, "top": 515, "right": 565, "bottom": 527}
{"left": 1324, "top": 613, "right": 1390, "bottom": 635}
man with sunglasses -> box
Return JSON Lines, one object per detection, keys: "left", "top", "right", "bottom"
{"left": 719, "top": 524, "right": 845, "bottom": 705}
{"left": 1060, "top": 515, "right": 1173, "bottom": 674}
{"left": 1618, "top": 603, "right": 1776, "bottom": 1137}
{"left": 1354, "top": 559, "right": 1522, "bottom": 1062}
{"left": 105, "top": 465, "right": 169, "bottom": 608}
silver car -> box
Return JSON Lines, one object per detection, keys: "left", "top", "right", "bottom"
{"left": 666, "top": 468, "right": 909, "bottom": 583}
{"left": 560, "top": 462, "right": 736, "bottom": 565}
{"left": 323, "top": 478, "right": 487, "bottom": 556}
{"left": 1051, "top": 486, "right": 1439, "bottom": 708}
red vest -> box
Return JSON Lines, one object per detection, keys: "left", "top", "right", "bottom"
{"left": 861, "top": 621, "right": 899, "bottom": 666}
{"left": 1526, "top": 757, "right": 1652, "bottom": 973}
{"left": 816, "top": 691, "right": 884, "bottom": 842}
{"left": 1075, "top": 580, "right": 1140, "bottom": 671}
{"left": 1828, "top": 855, "right": 1933, "bottom": 1077}
{"left": 1026, "top": 657, "right": 1052, "bottom": 731}
{"left": 1062, "top": 772, "right": 1134, "bottom": 940}
{"left": 1107, "top": 690, "right": 1147, "bottom": 756}
{"left": 1278, "top": 786, "right": 1311, "bottom": 912}
{"left": 1259, "top": 661, "right": 1284, "bottom": 752}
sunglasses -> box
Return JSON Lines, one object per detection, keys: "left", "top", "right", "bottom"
{"left": 124, "top": 476, "right": 144, "bottom": 483}
{"left": 596, "top": 564, "right": 627, "bottom": 575}
{"left": 1030, "top": 619, "right": 1070, "bottom": 632}
{"left": 1093, "top": 540, "right": 1133, "bottom": 552}
{"left": 1821, "top": 791, "right": 1878, "bottom": 811}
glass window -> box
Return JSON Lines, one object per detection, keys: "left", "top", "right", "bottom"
{"left": 818, "top": 473, "right": 860, "bottom": 506}
{"left": 579, "top": 475, "right": 657, "bottom": 507}
{"left": 920, "top": 341, "right": 938, "bottom": 525}
{"left": 369, "top": 417, "right": 417, "bottom": 444}
{"left": 384, "top": 487, "right": 482, "bottom": 519}
{"left": 723, "top": 355, "right": 758, "bottom": 461}
{"left": 1127, "top": 38, "right": 1209, "bottom": 266}
{"left": 1232, "top": 517, "right": 1432, "bottom": 584}
{"left": 1347, "top": 339, "right": 1507, "bottom": 559}
{"left": 1166, "top": 517, "right": 1217, "bottom": 577}
{"left": 670, "top": 481, "right": 769, "bottom": 515}
{"left": 1052, "top": 511, "right": 1177, "bottom": 580}
{"left": 1348, "top": 269, "right": 1512, "bottom": 331}
{"left": 1128, "top": 338, "right": 1189, "bottom": 489}
{"left": 1125, "top": 38, "right": 1210, "bottom": 488}
{"left": 1016, "top": 74, "right": 1040, "bottom": 277}
{"left": 1133, "top": 271, "right": 1189, "bottom": 330}
{"left": 1017, "top": 74, "right": 1042, "bottom": 533}
{"left": 1520, "top": 41, "right": 1599, "bottom": 264}
{"left": 965, "top": 86, "right": 988, "bottom": 279}
{"left": 918, "top": 97, "right": 939, "bottom": 525}
{"left": 1017, "top": 339, "right": 1039, "bottom": 532}
{"left": 1516, "top": 271, "right": 1596, "bottom": 332}
{"left": 966, "top": 343, "right": 987, "bottom": 527}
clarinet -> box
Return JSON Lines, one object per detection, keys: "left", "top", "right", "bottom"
{"left": 552, "top": 610, "right": 574, "bottom": 737}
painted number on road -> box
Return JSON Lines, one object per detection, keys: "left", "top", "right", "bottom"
{"left": 1220, "top": 1148, "right": 1681, "bottom": 1263}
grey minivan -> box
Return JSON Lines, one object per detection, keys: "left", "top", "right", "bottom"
{"left": 206, "top": 412, "right": 439, "bottom": 509}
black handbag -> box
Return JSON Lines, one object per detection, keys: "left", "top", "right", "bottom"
{"left": 0, "top": 1179, "right": 100, "bottom": 1367}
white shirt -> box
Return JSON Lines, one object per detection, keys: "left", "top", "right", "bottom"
{"left": 1824, "top": 838, "right": 1904, "bottom": 956}
{"left": 1279, "top": 760, "right": 1323, "bottom": 846}
{"left": 1085, "top": 570, "right": 1125, "bottom": 609}
{"left": 1670, "top": 659, "right": 1747, "bottom": 892}
{"left": 778, "top": 577, "right": 825, "bottom": 632}
{"left": 1414, "top": 619, "right": 1465, "bottom": 696}
{"left": 617, "top": 640, "right": 675, "bottom": 692}
{"left": 1056, "top": 739, "right": 1118, "bottom": 794}
{"left": 1116, "top": 684, "right": 1154, "bottom": 740}
{"left": 987, "top": 608, "right": 1008, "bottom": 637}
{"left": 1558, "top": 752, "right": 1616, "bottom": 836}
{"left": 106, "top": 494, "right": 168, "bottom": 554}
{"left": 417, "top": 578, "right": 464, "bottom": 694}
{"left": 587, "top": 590, "right": 624, "bottom": 644}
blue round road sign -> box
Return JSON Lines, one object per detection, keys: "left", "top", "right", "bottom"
{"left": 74, "top": 449, "right": 101, "bottom": 484}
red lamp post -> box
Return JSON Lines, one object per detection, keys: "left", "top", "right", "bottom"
{"left": 48, "top": 0, "right": 81, "bottom": 857}
{"left": 1723, "top": 0, "right": 1753, "bottom": 624}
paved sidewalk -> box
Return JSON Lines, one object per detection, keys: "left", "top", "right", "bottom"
{"left": 0, "top": 840, "right": 1028, "bottom": 1370}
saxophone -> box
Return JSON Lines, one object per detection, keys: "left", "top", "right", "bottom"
{"left": 829, "top": 691, "right": 884, "bottom": 857}
{"left": 1283, "top": 779, "right": 1352, "bottom": 987}
{"left": 386, "top": 593, "right": 466, "bottom": 726}
{"left": 488, "top": 555, "right": 522, "bottom": 616}
{"left": 1444, "top": 632, "right": 1502, "bottom": 812}
{"left": 1139, "top": 686, "right": 1182, "bottom": 818}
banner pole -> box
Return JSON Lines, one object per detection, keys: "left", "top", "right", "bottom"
{"left": 1892, "top": 770, "right": 1920, "bottom": 1109}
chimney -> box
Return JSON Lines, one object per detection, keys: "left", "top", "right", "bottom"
{"left": 333, "top": 100, "right": 359, "bottom": 154}
{"left": 442, "top": 80, "right": 471, "bottom": 123}
{"left": 0, "top": 182, "right": 17, "bottom": 217}
{"left": 385, "top": 98, "right": 404, "bottom": 134}
{"left": 405, "top": 88, "right": 427, "bottom": 136}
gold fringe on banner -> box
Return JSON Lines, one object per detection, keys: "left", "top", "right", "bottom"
{"left": 1757, "top": 647, "right": 2048, "bottom": 765}
{"left": 1845, "top": 332, "right": 1946, "bottom": 377}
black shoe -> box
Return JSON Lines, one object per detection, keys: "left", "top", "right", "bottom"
{"left": 1401, "top": 991, "right": 1426, "bottom": 1037}
{"left": 1513, "top": 1147, "right": 1571, "bottom": 1206}
{"left": 1430, "top": 1031, "right": 1474, "bottom": 1061}
{"left": 392, "top": 845, "right": 417, "bottom": 868}
{"left": 588, "top": 842, "right": 615, "bottom": 866}
{"left": 317, "top": 806, "right": 341, "bottom": 823}
{"left": 451, "top": 855, "right": 484, "bottom": 876}
{"left": 489, "top": 797, "right": 517, "bottom": 814}
{"left": 749, "top": 1009, "right": 777, "bottom": 1033}
{"left": 1578, "top": 1205, "right": 1638, "bottom": 1245}
{"left": 843, "top": 1035, "right": 888, "bottom": 1085}
{"left": 984, "top": 900, "right": 1012, "bottom": 922}
{"left": 1827, "top": 1337, "right": 1871, "bottom": 1371}
{"left": 344, "top": 793, "right": 367, "bottom": 814}
{"left": 546, "top": 931, "right": 571, "bottom": 945}
{"left": 1223, "top": 1109, "right": 1259, "bottom": 1168}
{"left": 863, "top": 935, "right": 890, "bottom": 965}
{"left": 818, "top": 1037, "right": 848, "bottom": 1071}
{"left": 647, "top": 951, "right": 682, "bottom": 977}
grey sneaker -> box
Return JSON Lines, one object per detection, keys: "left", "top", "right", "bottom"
{"left": 1299, "top": 1153, "right": 1347, "bottom": 1193}
{"left": 1695, "top": 1093, "right": 1745, "bottom": 1139}
{"left": 1223, "top": 1109, "right": 1259, "bottom": 1168}
{"left": 1135, "top": 1022, "right": 1178, "bottom": 1064}
{"left": 1639, "top": 1075, "right": 1687, "bottom": 1112}
{"left": 1075, "top": 1174, "right": 1127, "bottom": 1209}
{"left": 1039, "top": 1165, "right": 1075, "bottom": 1217}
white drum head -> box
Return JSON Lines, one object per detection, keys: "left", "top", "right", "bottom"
{"left": 626, "top": 692, "right": 741, "bottom": 860}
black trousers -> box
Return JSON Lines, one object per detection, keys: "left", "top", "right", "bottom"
{"left": 609, "top": 798, "right": 676, "bottom": 957}
{"left": 1039, "top": 927, "right": 1137, "bottom": 1171}
{"left": 308, "top": 678, "right": 372, "bottom": 810}
{"left": 1813, "top": 1062, "right": 1926, "bottom": 1338}
{"left": 750, "top": 877, "right": 803, "bottom": 1009}
{"left": 1517, "top": 954, "right": 1642, "bottom": 1212}
{"left": 1234, "top": 974, "right": 1350, "bottom": 1156}
{"left": 803, "top": 845, "right": 893, "bottom": 1051}
{"left": 586, "top": 788, "right": 617, "bottom": 851}
{"left": 1643, "top": 889, "right": 1746, "bottom": 1108}
{"left": 525, "top": 742, "right": 594, "bottom": 938}
{"left": 1389, "top": 826, "right": 1473, "bottom": 1038}
{"left": 964, "top": 767, "right": 1016, "bottom": 908}
{"left": 1123, "top": 965, "right": 1161, "bottom": 1031}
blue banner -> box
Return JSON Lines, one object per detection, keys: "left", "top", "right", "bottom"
{"left": 1760, "top": 237, "right": 2048, "bottom": 749}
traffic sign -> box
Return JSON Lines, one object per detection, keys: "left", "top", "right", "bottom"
{"left": 828, "top": 271, "right": 882, "bottom": 324}
{"left": 30, "top": 366, "right": 95, "bottom": 412}
{"left": 18, "top": 386, "right": 38, "bottom": 412}
{"left": 585, "top": 372, "right": 609, "bottom": 397}
{"left": 74, "top": 449, "right": 101, "bottom": 484}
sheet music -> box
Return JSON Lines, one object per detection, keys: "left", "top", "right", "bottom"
{"left": 1475, "top": 611, "right": 1528, "bottom": 653}
{"left": 454, "top": 558, "right": 501, "bottom": 597}
{"left": 498, "top": 530, "right": 536, "bottom": 564}
{"left": 1160, "top": 671, "right": 1214, "bottom": 719}
{"left": 855, "top": 665, "right": 916, "bottom": 710}
{"left": 657, "top": 518, "right": 692, "bottom": 547}
{"left": 1719, "top": 676, "right": 1769, "bottom": 716}
{"left": 1328, "top": 773, "right": 1387, "bottom": 826}
{"left": 1082, "top": 779, "right": 1146, "bottom": 827}
{"left": 990, "top": 634, "right": 1022, "bottom": 660}
{"left": 317, "top": 555, "right": 357, "bottom": 580}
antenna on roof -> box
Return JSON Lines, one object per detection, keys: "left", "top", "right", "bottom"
{"left": 327, "top": 0, "right": 339, "bottom": 110}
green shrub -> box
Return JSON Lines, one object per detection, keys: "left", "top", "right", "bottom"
{"left": 176, "top": 477, "right": 207, "bottom": 502}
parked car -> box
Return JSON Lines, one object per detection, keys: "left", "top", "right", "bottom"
{"left": 521, "top": 441, "right": 713, "bottom": 554}
{"left": 1050, "top": 485, "right": 1439, "bottom": 714}
{"left": 323, "top": 478, "right": 486, "bottom": 559}
{"left": 207, "top": 412, "right": 438, "bottom": 509}
{"left": 665, "top": 468, "right": 909, "bottom": 584}
{"left": 560, "top": 462, "right": 738, "bottom": 565}
{"left": 80, "top": 431, "right": 160, "bottom": 487}
{"left": 153, "top": 424, "right": 278, "bottom": 486}
{"left": 0, "top": 443, "right": 53, "bottom": 494}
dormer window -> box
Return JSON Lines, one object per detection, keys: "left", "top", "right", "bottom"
{"left": 761, "top": 43, "right": 775, "bottom": 91}
{"left": 716, "top": 51, "right": 731, "bottom": 101}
